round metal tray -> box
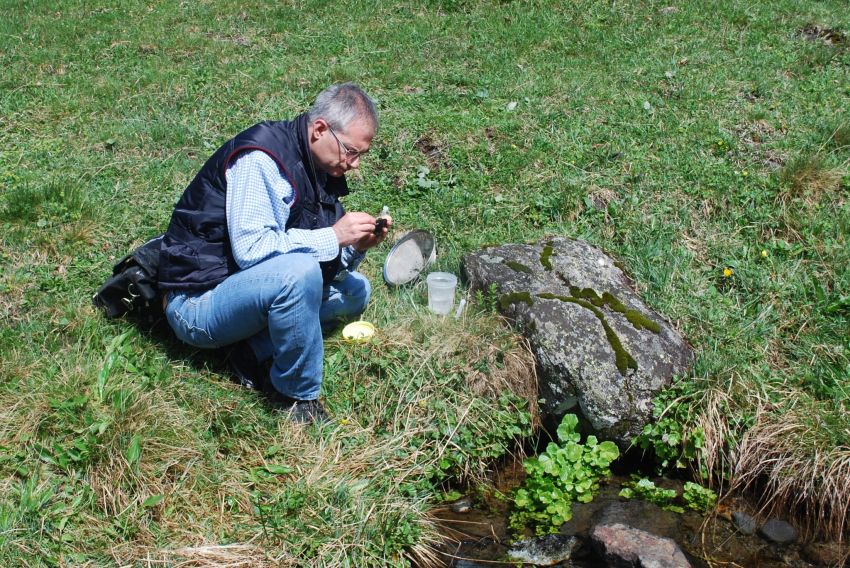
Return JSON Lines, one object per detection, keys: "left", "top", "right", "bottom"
{"left": 382, "top": 230, "right": 436, "bottom": 287}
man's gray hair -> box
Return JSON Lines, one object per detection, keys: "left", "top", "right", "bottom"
{"left": 308, "top": 82, "right": 378, "bottom": 134}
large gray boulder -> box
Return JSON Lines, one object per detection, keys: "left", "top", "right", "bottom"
{"left": 462, "top": 237, "right": 692, "bottom": 446}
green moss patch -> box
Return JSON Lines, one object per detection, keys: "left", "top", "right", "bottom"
{"left": 569, "top": 288, "right": 661, "bottom": 334}
{"left": 540, "top": 243, "right": 554, "bottom": 271}
{"left": 570, "top": 286, "right": 606, "bottom": 307}
{"left": 503, "top": 260, "right": 533, "bottom": 274}
{"left": 624, "top": 310, "right": 661, "bottom": 333}
{"left": 499, "top": 291, "right": 534, "bottom": 310}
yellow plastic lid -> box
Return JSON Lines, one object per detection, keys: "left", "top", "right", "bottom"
{"left": 342, "top": 321, "right": 376, "bottom": 342}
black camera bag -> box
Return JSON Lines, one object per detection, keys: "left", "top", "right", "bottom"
{"left": 93, "top": 234, "right": 164, "bottom": 319}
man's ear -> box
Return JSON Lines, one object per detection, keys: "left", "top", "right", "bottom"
{"left": 311, "top": 118, "right": 329, "bottom": 141}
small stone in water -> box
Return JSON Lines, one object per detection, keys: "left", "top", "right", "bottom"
{"left": 450, "top": 496, "right": 472, "bottom": 514}
{"left": 509, "top": 534, "right": 580, "bottom": 565}
{"left": 731, "top": 511, "right": 757, "bottom": 535}
{"left": 758, "top": 518, "right": 798, "bottom": 544}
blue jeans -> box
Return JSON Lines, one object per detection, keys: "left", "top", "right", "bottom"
{"left": 164, "top": 253, "right": 370, "bottom": 400}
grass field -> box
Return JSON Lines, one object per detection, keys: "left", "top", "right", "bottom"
{"left": 1, "top": 0, "right": 848, "bottom": 565}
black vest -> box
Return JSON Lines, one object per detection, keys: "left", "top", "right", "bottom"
{"left": 158, "top": 114, "right": 347, "bottom": 291}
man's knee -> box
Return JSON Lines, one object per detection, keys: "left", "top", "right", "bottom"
{"left": 260, "top": 254, "right": 323, "bottom": 301}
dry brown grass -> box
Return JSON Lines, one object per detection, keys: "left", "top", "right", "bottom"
{"left": 97, "top": 302, "right": 534, "bottom": 566}
{"left": 693, "top": 382, "right": 737, "bottom": 495}
{"left": 691, "top": 379, "right": 850, "bottom": 543}
{"left": 94, "top": 400, "right": 449, "bottom": 565}
{"left": 367, "top": 299, "right": 539, "bottom": 430}
{"left": 114, "top": 544, "right": 274, "bottom": 567}
{"left": 732, "top": 403, "right": 850, "bottom": 542}
{"left": 0, "top": 258, "right": 538, "bottom": 566}
{"left": 776, "top": 154, "right": 845, "bottom": 208}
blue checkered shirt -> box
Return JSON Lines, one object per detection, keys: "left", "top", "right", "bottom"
{"left": 225, "top": 150, "right": 365, "bottom": 274}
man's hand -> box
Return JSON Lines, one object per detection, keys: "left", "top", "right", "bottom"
{"left": 356, "top": 214, "right": 391, "bottom": 251}
{"left": 332, "top": 212, "right": 392, "bottom": 251}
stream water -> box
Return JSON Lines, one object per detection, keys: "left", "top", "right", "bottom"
{"left": 427, "top": 457, "right": 844, "bottom": 567}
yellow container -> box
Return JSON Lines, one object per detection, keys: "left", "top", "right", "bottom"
{"left": 342, "top": 321, "right": 376, "bottom": 342}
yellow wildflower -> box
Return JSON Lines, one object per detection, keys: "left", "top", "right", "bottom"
{"left": 723, "top": 267, "right": 734, "bottom": 277}
{"left": 761, "top": 250, "right": 768, "bottom": 258}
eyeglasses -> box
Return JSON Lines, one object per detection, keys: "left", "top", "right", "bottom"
{"left": 327, "top": 124, "right": 368, "bottom": 161}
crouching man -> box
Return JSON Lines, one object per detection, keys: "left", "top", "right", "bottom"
{"left": 157, "top": 82, "right": 389, "bottom": 424}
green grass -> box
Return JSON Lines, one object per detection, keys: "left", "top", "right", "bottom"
{"left": 1, "top": 0, "right": 849, "bottom": 563}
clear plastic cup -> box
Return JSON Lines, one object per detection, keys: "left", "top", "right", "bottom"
{"left": 426, "top": 272, "right": 457, "bottom": 315}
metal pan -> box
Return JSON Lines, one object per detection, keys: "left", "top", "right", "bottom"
{"left": 382, "top": 230, "right": 436, "bottom": 287}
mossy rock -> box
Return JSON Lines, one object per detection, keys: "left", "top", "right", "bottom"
{"left": 462, "top": 237, "right": 693, "bottom": 447}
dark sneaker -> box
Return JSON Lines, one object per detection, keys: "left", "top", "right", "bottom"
{"left": 268, "top": 392, "right": 330, "bottom": 425}
{"left": 226, "top": 341, "right": 270, "bottom": 391}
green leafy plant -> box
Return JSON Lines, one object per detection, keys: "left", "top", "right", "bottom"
{"left": 619, "top": 477, "right": 683, "bottom": 513}
{"left": 414, "top": 166, "right": 438, "bottom": 190}
{"left": 473, "top": 283, "right": 501, "bottom": 314}
{"left": 634, "top": 382, "right": 706, "bottom": 474}
{"left": 510, "top": 414, "right": 619, "bottom": 535}
{"left": 619, "top": 477, "right": 718, "bottom": 514}
{"left": 683, "top": 481, "right": 718, "bottom": 513}
{"left": 422, "top": 392, "right": 532, "bottom": 483}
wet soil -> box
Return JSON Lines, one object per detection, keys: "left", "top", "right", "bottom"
{"left": 428, "top": 457, "right": 846, "bottom": 567}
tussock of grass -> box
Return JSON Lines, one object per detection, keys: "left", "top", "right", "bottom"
{"left": 363, "top": 306, "right": 539, "bottom": 423}
{"left": 733, "top": 403, "right": 850, "bottom": 541}
{"left": 693, "top": 384, "right": 737, "bottom": 494}
{"left": 673, "top": 378, "right": 850, "bottom": 542}
{"left": 776, "top": 154, "right": 845, "bottom": 205}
